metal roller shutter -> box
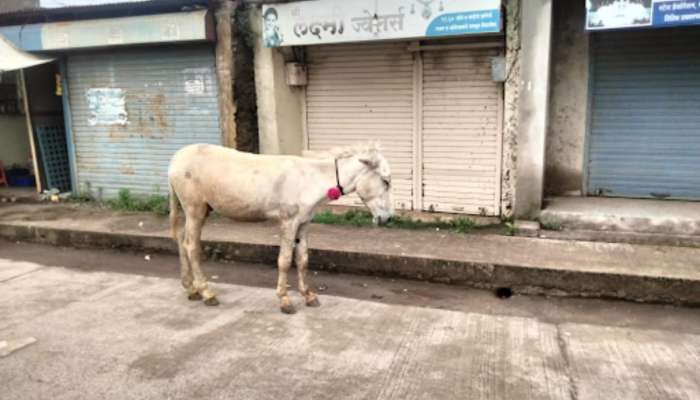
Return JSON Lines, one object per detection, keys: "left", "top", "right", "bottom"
{"left": 421, "top": 48, "right": 502, "bottom": 215}
{"left": 588, "top": 28, "right": 700, "bottom": 200}
{"left": 67, "top": 45, "right": 221, "bottom": 198}
{"left": 305, "top": 42, "right": 414, "bottom": 210}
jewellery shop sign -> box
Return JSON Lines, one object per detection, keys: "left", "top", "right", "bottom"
{"left": 262, "top": 0, "right": 502, "bottom": 47}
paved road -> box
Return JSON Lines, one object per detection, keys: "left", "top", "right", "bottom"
{"left": 1, "top": 240, "right": 699, "bottom": 400}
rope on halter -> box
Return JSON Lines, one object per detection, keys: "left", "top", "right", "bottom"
{"left": 334, "top": 158, "right": 345, "bottom": 195}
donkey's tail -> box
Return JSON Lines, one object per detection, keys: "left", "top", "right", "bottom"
{"left": 169, "top": 183, "right": 183, "bottom": 242}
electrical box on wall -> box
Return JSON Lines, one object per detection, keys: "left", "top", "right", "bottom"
{"left": 491, "top": 56, "right": 506, "bottom": 82}
{"left": 285, "top": 62, "right": 307, "bottom": 86}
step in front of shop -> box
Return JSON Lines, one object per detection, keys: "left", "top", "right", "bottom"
{"left": 1, "top": 221, "right": 698, "bottom": 307}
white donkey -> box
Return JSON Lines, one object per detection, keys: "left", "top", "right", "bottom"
{"left": 168, "top": 143, "right": 394, "bottom": 314}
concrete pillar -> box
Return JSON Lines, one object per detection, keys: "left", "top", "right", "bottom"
{"left": 501, "top": 0, "right": 521, "bottom": 218}
{"left": 545, "top": 0, "right": 590, "bottom": 196}
{"left": 250, "top": 6, "right": 304, "bottom": 155}
{"left": 513, "top": 0, "right": 553, "bottom": 218}
{"left": 214, "top": 0, "right": 237, "bottom": 148}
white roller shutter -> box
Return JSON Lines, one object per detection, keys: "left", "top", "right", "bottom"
{"left": 305, "top": 42, "right": 414, "bottom": 210}
{"left": 421, "top": 48, "right": 502, "bottom": 215}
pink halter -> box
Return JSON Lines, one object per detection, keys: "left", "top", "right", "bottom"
{"left": 326, "top": 159, "right": 344, "bottom": 200}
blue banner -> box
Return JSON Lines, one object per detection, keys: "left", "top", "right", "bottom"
{"left": 653, "top": 0, "right": 700, "bottom": 26}
{"left": 587, "top": 0, "right": 700, "bottom": 30}
{"left": 426, "top": 10, "right": 501, "bottom": 37}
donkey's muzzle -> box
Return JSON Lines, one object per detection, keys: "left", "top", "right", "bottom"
{"left": 375, "top": 215, "right": 392, "bottom": 226}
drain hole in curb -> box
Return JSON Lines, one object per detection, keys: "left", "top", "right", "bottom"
{"left": 495, "top": 287, "right": 513, "bottom": 299}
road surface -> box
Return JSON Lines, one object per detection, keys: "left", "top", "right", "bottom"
{"left": 1, "top": 240, "right": 699, "bottom": 399}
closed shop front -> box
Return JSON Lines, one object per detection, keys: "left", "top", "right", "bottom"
{"left": 67, "top": 45, "right": 221, "bottom": 197}
{"left": 1, "top": 9, "right": 220, "bottom": 198}
{"left": 587, "top": 27, "right": 700, "bottom": 200}
{"left": 264, "top": 0, "right": 504, "bottom": 215}
{"left": 305, "top": 41, "right": 502, "bottom": 215}
{"left": 305, "top": 42, "right": 415, "bottom": 210}
{"left": 421, "top": 46, "right": 502, "bottom": 215}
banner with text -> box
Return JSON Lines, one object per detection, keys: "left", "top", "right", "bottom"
{"left": 586, "top": 0, "right": 700, "bottom": 30}
{"left": 262, "top": 0, "right": 501, "bottom": 47}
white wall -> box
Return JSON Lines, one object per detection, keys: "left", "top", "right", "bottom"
{"left": 0, "top": 115, "right": 31, "bottom": 168}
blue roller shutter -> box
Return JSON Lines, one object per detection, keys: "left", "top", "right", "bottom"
{"left": 67, "top": 45, "right": 221, "bottom": 198}
{"left": 587, "top": 28, "right": 700, "bottom": 200}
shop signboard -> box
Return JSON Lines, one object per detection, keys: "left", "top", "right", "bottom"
{"left": 586, "top": 0, "right": 700, "bottom": 30}
{"left": 262, "top": 0, "right": 502, "bottom": 47}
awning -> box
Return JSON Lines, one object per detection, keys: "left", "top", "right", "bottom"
{"left": 0, "top": 33, "right": 53, "bottom": 72}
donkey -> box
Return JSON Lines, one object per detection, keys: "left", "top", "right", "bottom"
{"left": 168, "top": 143, "right": 394, "bottom": 314}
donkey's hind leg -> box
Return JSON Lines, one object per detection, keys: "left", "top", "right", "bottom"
{"left": 178, "top": 228, "right": 200, "bottom": 301}
{"left": 170, "top": 189, "right": 198, "bottom": 300}
{"left": 183, "top": 203, "right": 217, "bottom": 306}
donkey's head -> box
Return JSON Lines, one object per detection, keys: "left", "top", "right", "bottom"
{"left": 350, "top": 149, "right": 395, "bottom": 226}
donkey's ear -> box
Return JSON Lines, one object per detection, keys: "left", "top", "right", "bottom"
{"left": 359, "top": 154, "right": 379, "bottom": 169}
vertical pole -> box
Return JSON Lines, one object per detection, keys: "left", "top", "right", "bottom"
{"left": 495, "top": 81, "right": 504, "bottom": 216}
{"left": 301, "top": 85, "right": 309, "bottom": 150}
{"left": 19, "top": 69, "right": 42, "bottom": 193}
{"left": 215, "top": 0, "right": 238, "bottom": 148}
{"left": 411, "top": 43, "right": 424, "bottom": 211}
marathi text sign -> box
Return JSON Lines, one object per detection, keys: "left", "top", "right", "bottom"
{"left": 86, "top": 88, "right": 127, "bottom": 126}
{"left": 262, "top": 0, "right": 501, "bottom": 47}
{"left": 586, "top": 0, "right": 700, "bottom": 30}
{"left": 653, "top": 0, "right": 700, "bottom": 26}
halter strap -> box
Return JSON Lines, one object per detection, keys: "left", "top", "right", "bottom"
{"left": 334, "top": 158, "right": 345, "bottom": 195}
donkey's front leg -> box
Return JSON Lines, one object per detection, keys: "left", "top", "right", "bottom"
{"left": 277, "top": 221, "right": 299, "bottom": 314}
{"left": 295, "top": 223, "right": 319, "bottom": 307}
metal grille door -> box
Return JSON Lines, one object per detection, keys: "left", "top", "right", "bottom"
{"left": 588, "top": 28, "right": 700, "bottom": 200}
{"left": 36, "top": 120, "right": 71, "bottom": 192}
{"left": 67, "top": 45, "right": 221, "bottom": 198}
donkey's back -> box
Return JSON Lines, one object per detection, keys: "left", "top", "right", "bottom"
{"left": 168, "top": 144, "right": 312, "bottom": 221}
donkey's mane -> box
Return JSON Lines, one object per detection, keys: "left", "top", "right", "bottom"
{"left": 329, "top": 142, "right": 381, "bottom": 159}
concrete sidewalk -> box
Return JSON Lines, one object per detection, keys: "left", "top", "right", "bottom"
{"left": 541, "top": 196, "right": 700, "bottom": 236}
{"left": 0, "top": 203, "right": 699, "bottom": 305}
{"left": 1, "top": 257, "right": 699, "bottom": 400}
{"left": 539, "top": 197, "right": 700, "bottom": 248}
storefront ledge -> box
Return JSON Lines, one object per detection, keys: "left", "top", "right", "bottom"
{"left": 1, "top": 221, "right": 698, "bottom": 307}
{"left": 318, "top": 205, "right": 502, "bottom": 226}
{"left": 540, "top": 196, "right": 700, "bottom": 237}
{"left": 539, "top": 229, "right": 700, "bottom": 249}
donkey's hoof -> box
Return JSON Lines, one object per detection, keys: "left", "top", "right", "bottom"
{"left": 188, "top": 292, "right": 203, "bottom": 301}
{"left": 306, "top": 297, "right": 321, "bottom": 308}
{"left": 204, "top": 296, "right": 220, "bottom": 306}
{"left": 280, "top": 304, "right": 296, "bottom": 314}
{"left": 304, "top": 291, "right": 320, "bottom": 307}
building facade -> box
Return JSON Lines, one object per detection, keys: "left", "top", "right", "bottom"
{"left": 16, "top": 0, "right": 689, "bottom": 220}
{"left": 547, "top": 0, "right": 700, "bottom": 203}
{"left": 252, "top": 0, "right": 553, "bottom": 218}
{"left": 253, "top": 0, "right": 700, "bottom": 219}
{"left": 0, "top": 0, "right": 256, "bottom": 198}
